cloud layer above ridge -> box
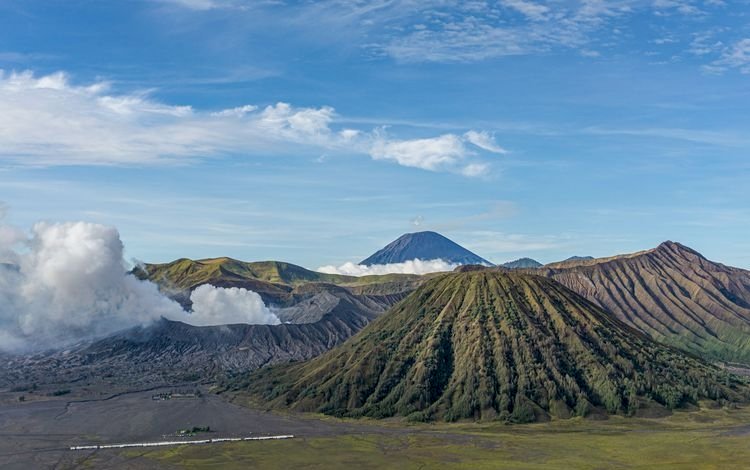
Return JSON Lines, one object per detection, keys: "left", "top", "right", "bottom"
{"left": 317, "top": 258, "right": 459, "bottom": 276}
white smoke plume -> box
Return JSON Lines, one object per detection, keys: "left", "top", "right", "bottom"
{"left": 316, "top": 258, "right": 458, "bottom": 276}
{"left": 0, "top": 217, "right": 281, "bottom": 352}
{"left": 0, "top": 221, "right": 184, "bottom": 352}
{"left": 187, "top": 284, "right": 280, "bottom": 326}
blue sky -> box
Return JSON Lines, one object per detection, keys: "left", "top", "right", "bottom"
{"left": 0, "top": 0, "right": 749, "bottom": 268}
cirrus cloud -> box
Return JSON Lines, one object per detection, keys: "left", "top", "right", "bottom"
{"left": 704, "top": 38, "right": 750, "bottom": 74}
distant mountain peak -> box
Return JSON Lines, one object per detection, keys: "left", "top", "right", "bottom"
{"left": 564, "top": 255, "right": 594, "bottom": 262}
{"left": 544, "top": 242, "right": 707, "bottom": 269}
{"left": 654, "top": 240, "right": 703, "bottom": 257}
{"left": 501, "top": 257, "right": 542, "bottom": 269}
{"left": 360, "top": 231, "right": 491, "bottom": 266}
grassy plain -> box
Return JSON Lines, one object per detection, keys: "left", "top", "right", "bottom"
{"left": 126, "top": 404, "right": 750, "bottom": 469}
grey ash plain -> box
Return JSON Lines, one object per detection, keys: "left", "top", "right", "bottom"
{"left": 0, "top": 386, "right": 371, "bottom": 470}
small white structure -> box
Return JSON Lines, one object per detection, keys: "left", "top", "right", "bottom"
{"left": 70, "top": 434, "right": 294, "bottom": 451}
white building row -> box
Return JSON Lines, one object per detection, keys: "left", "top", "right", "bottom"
{"left": 70, "top": 434, "right": 294, "bottom": 451}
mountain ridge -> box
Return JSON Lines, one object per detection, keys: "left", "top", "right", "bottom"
{"left": 135, "top": 257, "right": 423, "bottom": 308}
{"left": 501, "top": 257, "right": 543, "bottom": 269}
{"left": 536, "top": 241, "right": 750, "bottom": 364}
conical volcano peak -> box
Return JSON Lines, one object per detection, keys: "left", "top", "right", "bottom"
{"left": 244, "top": 270, "right": 746, "bottom": 422}
{"left": 360, "top": 231, "right": 491, "bottom": 266}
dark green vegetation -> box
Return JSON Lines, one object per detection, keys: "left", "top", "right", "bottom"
{"left": 537, "top": 241, "right": 750, "bottom": 365}
{"left": 124, "top": 406, "right": 750, "bottom": 470}
{"left": 236, "top": 271, "right": 748, "bottom": 422}
{"left": 179, "top": 426, "right": 211, "bottom": 435}
{"left": 360, "top": 231, "right": 491, "bottom": 266}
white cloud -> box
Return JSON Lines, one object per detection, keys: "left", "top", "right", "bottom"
{"left": 370, "top": 130, "right": 502, "bottom": 175}
{"left": 186, "top": 284, "right": 280, "bottom": 326}
{"left": 0, "top": 220, "right": 184, "bottom": 352}
{"left": 157, "top": 0, "right": 221, "bottom": 10}
{"left": 210, "top": 104, "right": 258, "bottom": 117}
{"left": 258, "top": 102, "right": 335, "bottom": 141}
{"left": 370, "top": 133, "right": 466, "bottom": 171}
{"left": 502, "top": 0, "right": 550, "bottom": 20}
{"left": 0, "top": 71, "right": 335, "bottom": 165}
{"left": 461, "top": 163, "right": 490, "bottom": 178}
{"left": 317, "top": 258, "right": 458, "bottom": 276}
{"left": 705, "top": 38, "right": 750, "bottom": 74}
{"left": 0, "top": 70, "right": 498, "bottom": 177}
{"left": 464, "top": 130, "right": 508, "bottom": 154}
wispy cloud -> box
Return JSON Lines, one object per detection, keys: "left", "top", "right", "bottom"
{"left": 652, "top": 0, "right": 706, "bottom": 17}
{"left": 0, "top": 51, "right": 59, "bottom": 62}
{"left": 153, "top": 0, "right": 739, "bottom": 73}
{"left": 156, "top": 0, "right": 223, "bottom": 10}
{"left": 0, "top": 70, "right": 502, "bottom": 176}
{"left": 424, "top": 201, "right": 520, "bottom": 232}
{"left": 464, "top": 131, "right": 509, "bottom": 154}
{"left": 704, "top": 38, "right": 750, "bottom": 74}
{"left": 582, "top": 125, "right": 750, "bottom": 147}
{"left": 363, "top": 1, "right": 639, "bottom": 62}
{"left": 502, "top": 0, "right": 550, "bottom": 21}
{"left": 459, "top": 230, "right": 570, "bottom": 260}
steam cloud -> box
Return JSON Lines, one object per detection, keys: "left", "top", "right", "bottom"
{"left": 188, "top": 284, "right": 280, "bottom": 326}
{"left": 0, "top": 217, "right": 280, "bottom": 352}
{"left": 0, "top": 221, "right": 183, "bottom": 352}
{"left": 317, "top": 258, "right": 458, "bottom": 276}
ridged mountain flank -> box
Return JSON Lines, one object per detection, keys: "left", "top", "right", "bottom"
{"left": 241, "top": 271, "right": 746, "bottom": 422}
{"left": 539, "top": 241, "right": 750, "bottom": 364}
{"left": 361, "top": 231, "right": 491, "bottom": 266}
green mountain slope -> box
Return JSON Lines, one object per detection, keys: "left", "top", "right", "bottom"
{"left": 135, "top": 257, "right": 424, "bottom": 307}
{"left": 239, "top": 271, "right": 747, "bottom": 422}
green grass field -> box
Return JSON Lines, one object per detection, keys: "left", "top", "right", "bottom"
{"left": 124, "top": 405, "right": 750, "bottom": 469}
